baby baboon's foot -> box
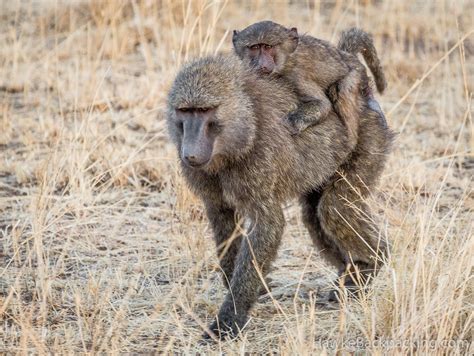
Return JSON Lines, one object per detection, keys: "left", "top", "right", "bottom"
{"left": 283, "top": 113, "right": 311, "bottom": 135}
{"left": 326, "top": 82, "right": 340, "bottom": 103}
{"left": 367, "top": 98, "right": 388, "bottom": 128}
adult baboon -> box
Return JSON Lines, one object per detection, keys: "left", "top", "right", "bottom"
{"left": 167, "top": 54, "right": 392, "bottom": 339}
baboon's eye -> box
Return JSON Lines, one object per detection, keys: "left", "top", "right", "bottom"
{"left": 177, "top": 107, "right": 190, "bottom": 113}
{"left": 263, "top": 44, "right": 273, "bottom": 50}
{"left": 197, "top": 107, "right": 210, "bottom": 113}
{"left": 249, "top": 44, "right": 260, "bottom": 50}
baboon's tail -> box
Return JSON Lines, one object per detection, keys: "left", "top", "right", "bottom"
{"left": 338, "top": 28, "right": 387, "bottom": 94}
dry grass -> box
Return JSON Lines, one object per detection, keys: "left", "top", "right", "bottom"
{"left": 0, "top": 0, "right": 473, "bottom": 354}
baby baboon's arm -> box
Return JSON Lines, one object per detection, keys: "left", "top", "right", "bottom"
{"left": 288, "top": 60, "right": 362, "bottom": 148}
{"left": 284, "top": 83, "right": 332, "bottom": 134}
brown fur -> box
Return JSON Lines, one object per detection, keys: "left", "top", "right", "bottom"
{"left": 338, "top": 27, "right": 387, "bottom": 93}
{"left": 233, "top": 21, "right": 387, "bottom": 149}
{"left": 167, "top": 54, "right": 393, "bottom": 339}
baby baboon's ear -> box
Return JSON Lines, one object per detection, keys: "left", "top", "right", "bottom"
{"left": 289, "top": 27, "right": 298, "bottom": 39}
{"left": 288, "top": 27, "right": 299, "bottom": 52}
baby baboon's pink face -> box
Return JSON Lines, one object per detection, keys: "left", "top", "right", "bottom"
{"left": 233, "top": 22, "right": 299, "bottom": 75}
{"left": 247, "top": 43, "right": 277, "bottom": 74}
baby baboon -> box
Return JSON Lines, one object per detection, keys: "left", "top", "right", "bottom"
{"left": 167, "top": 54, "right": 392, "bottom": 339}
{"left": 232, "top": 21, "right": 387, "bottom": 147}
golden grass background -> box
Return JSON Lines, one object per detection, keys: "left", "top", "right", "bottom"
{"left": 0, "top": 0, "right": 473, "bottom": 353}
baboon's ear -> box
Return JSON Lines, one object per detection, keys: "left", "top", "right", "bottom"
{"left": 289, "top": 27, "right": 298, "bottom": 39}
{"left": 288, "top": 27, "right": 299, "bottom": 52}
{"left": 232, "top": 30, "right": 240, "bottom": 48}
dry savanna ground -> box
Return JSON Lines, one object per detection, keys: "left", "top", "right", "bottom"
{"left": 0, "top": 0, "right": 473, "bottom": 354}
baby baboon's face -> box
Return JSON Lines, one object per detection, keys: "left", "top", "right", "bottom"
{"left": 246, "top": 43, "right": 277, "bottom": 74}
{"left": 233, "top": 21, "right": 299, "bottom": 75}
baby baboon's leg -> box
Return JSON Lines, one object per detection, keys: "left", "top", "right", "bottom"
{"left": 205, "top": 202, "right": 242, "bottom": 289}
{"left": 300, "top": 189, "right": 345, "bottom": 270}
{"left": 317, "top": 180, "right": 388, "bottom": 300}
{"left": 329, "top": 69, "right": 364, "bottom": 150}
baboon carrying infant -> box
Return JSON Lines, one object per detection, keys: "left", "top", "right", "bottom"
{"left": 167, "top": 28, "right": 393, "bottom": 339}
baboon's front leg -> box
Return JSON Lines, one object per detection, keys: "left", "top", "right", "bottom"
{"left": 205, "top": 201, "right": 242, "bottom": 289}
{"left": 205, "top": 203, "right": 285, "bottom": 339}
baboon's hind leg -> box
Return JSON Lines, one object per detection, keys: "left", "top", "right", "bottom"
{"left": 300, "top": 189, "right": 346, "bottom": 271}
{"left": 317, "top": 181, "right": 388, "bottom": 301}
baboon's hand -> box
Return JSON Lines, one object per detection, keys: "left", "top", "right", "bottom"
{"left": 283, "top": 98, "right": 329, "bottom": 135}
{"left": 202, "top": 313, "right": 246, "bottom": 341}
{"left": 203, "top": 204, "right": 285, "bottom": 342}
{"left": 326, "top": 81, "right": 340, "bottom": 104}
{"left": 283, "top": 109, "right": 319, "bottom": 136}
{"left": 283, "top": 112, "right": 309, "bottom": 135}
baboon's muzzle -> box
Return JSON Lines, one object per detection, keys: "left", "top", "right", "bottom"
{"left": 181, "top": 118, "right": 214, "bottom": 168}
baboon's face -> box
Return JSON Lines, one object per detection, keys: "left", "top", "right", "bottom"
{"left": 172, "top": 107, "right": 220, "bottom": 168}
{"left": 245, "top": 43, "right": 277, "bottom": 74}
{"left": 233, "top": 21, "right": 299, "bottom": 74}
{"left": 167, "top": 56, "right": 256, "bottom": 172}
{"left": 169, "top": 102, "right": 255, "bottom": 172}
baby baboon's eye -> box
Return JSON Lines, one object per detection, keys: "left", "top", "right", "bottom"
{"left": 249, "top": 44, "right": 260, "bottom": 50}
{"left": 264, "top": 44, "right": 273, "bottom": 50}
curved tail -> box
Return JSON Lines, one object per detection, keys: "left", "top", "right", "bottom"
{"left": 338, "top": 28, "right": 387, "bottom": 94}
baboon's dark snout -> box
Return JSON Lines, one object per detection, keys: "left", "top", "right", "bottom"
{"left": 183, "top": 153, "right": 209, "bottom": 168}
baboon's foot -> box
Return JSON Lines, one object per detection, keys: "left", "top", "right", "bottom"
{"left": 202, "top": 313, "right": 247, "bottom": 341}
{"left": 327, "top": 279, "right": 367, "bottom": 302}
{"left": 283, "top": 115, "right": 310, "bottom": 135}
{"left": 327, "top": 264, "right": 374, "bottom": 302}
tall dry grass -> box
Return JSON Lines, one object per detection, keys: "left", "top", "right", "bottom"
{"left": 0, "top": 0, "right": 473, "bottom": 353}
